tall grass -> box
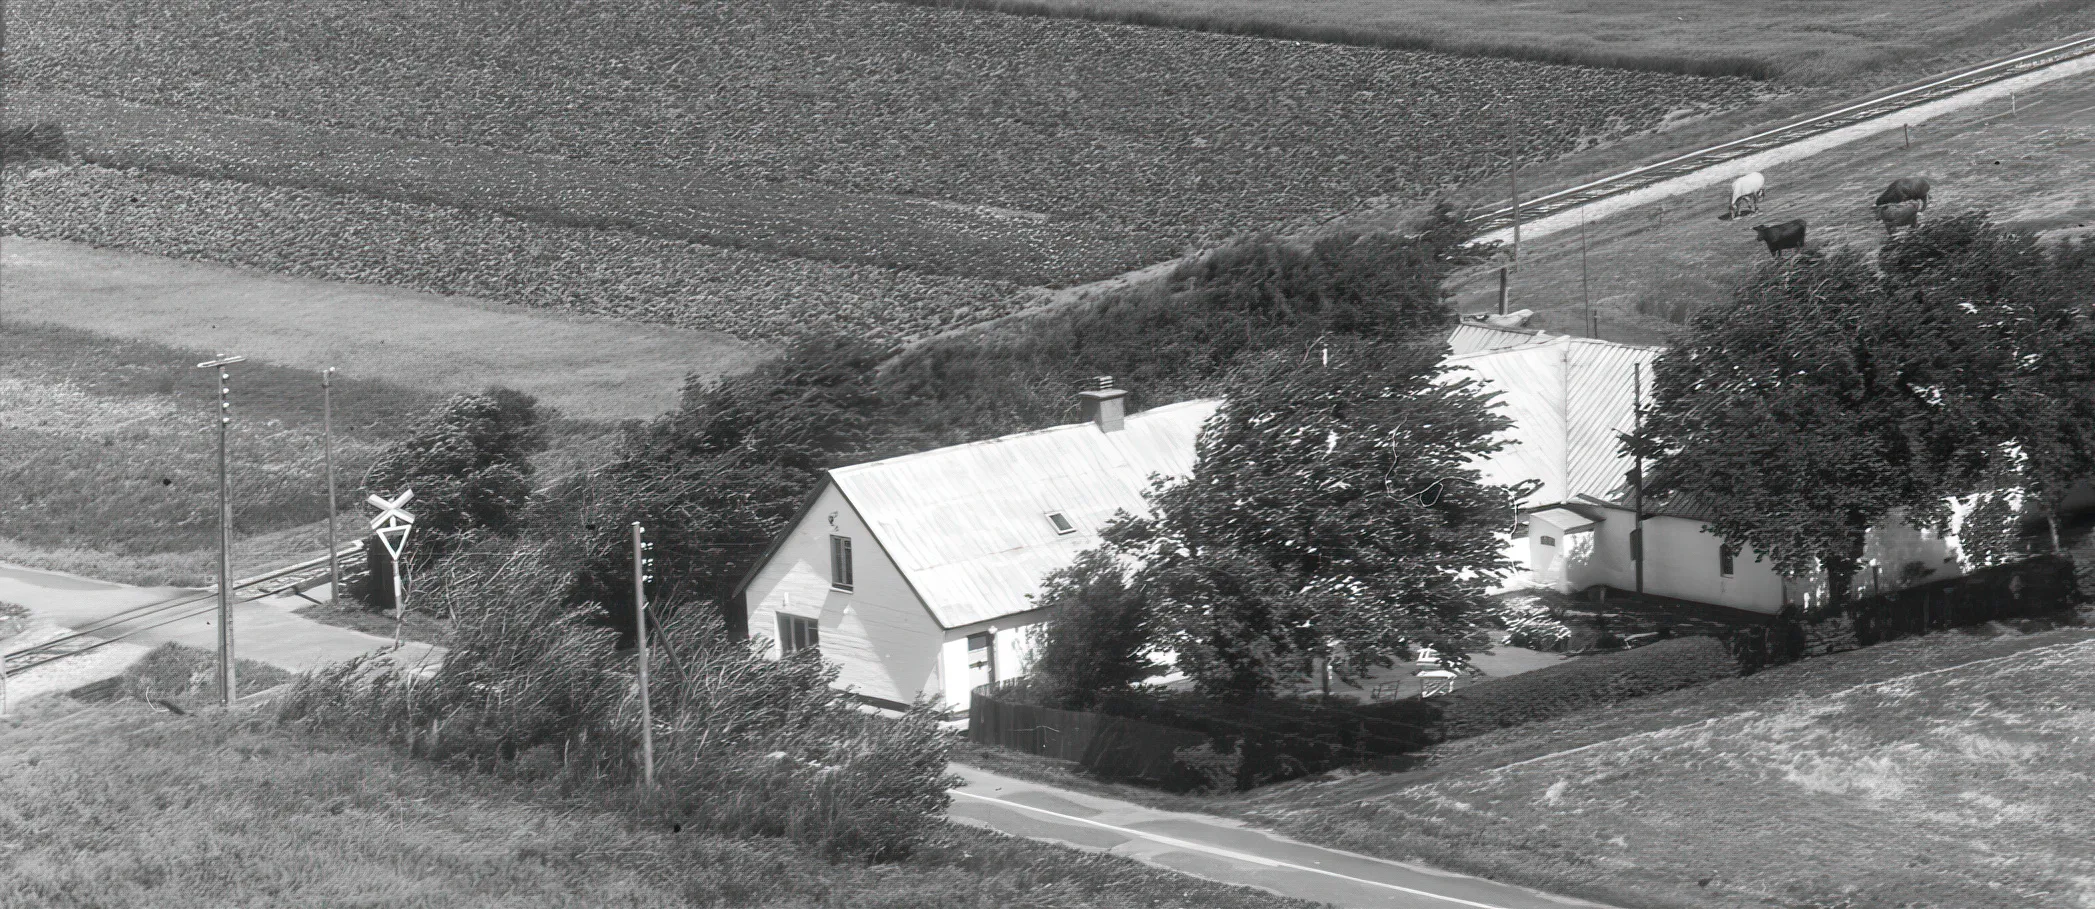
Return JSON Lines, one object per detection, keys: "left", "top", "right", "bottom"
{"left": 277, "top": 541, "right": 955, "bottom": 861}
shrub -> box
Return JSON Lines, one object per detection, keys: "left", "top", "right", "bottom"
{"left": 119, "top": 642, "right": 297, "bottom": 705}
{"left": 1026, "top": 549, "right": 1159, "bottom": 708}
{"left": 278, "top": 541, "right": 955, "bottom": 862}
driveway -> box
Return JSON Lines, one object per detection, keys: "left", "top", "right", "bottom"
{"left": 949, "top": 764, "right": 1616, "bottom": 909}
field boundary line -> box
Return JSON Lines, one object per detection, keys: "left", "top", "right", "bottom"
{"left": 1479, "top": 633, "right": 2095, "bottom": 776}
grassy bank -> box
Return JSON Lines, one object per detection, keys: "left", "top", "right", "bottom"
{"left": 0, "top": 700, "right": 1319, "bottom": 908}
{"left": 1235, "top": 620, "right": 2095, "bottom": 909}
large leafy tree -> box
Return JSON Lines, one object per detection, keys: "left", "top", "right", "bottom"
{"left": 1024, "top": 549, "right": 1161, "bottom": 708}
{"left": 564, "top": 335, "right": 893, "bottom": 639}
{"left": 1636, "top": 248, "right": 1988, "bottom": 609}
{"left": 1872, "top": 214, "right": 2095, "bottom": 542}
{"left": 364, "top": 387, "right": 548, "bottom": 569}
{"left": 1108, "top": 337, "right": 1525, "bottom": 702}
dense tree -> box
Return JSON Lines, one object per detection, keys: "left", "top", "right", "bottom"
{"left": 1108, "top": 337, "right": 1525, "bottom": 702}
{"left": 1023, "top": 549, "right": 1161, "bottom": 708}
{"left": 1872, "top": 215, "right": 2095, "bottom": 540}
{"left": 363, "top": 388, "right": 548, "bottom": 569}
{"left": 562, "top": 335, "right": 891, "bottom": 639}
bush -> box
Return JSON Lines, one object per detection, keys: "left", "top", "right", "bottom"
{"left": 1026, "top": 549, "right": 1160, "bottom": 708}
{"left": 1369, "top": 636, "right": 1741, "bottom": 739}
{"left": 278, "top": 542, "right": 956, "bottom": 862}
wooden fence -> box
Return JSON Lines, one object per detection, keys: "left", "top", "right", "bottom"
{"left": 968, "top": 688, "right": 1208, "bottom": 786}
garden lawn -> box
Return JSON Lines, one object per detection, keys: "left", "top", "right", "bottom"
{"left": 0, "top": 700, "right": 1321, "bottom": 909}
{"left": 891, "top": 0, "right": 2095, "bottom": 82}
{"left": 4, "top": 0, "right": 1767, "bottom": 286}
{"left": 1236, "top": 621, "right": 2095, "bottom": 909}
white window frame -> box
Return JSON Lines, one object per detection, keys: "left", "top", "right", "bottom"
{"left": 1719, "top": 543, "right": 1737, "bottom": 578}
{"left": 779, "top": 614, "right": 819, "bottom": 656}
{"left": 1046, "top": 511, "right": 1076, "bottom": 535}
{"left": 829, "top": 535, "right": 854, "bottom": 591}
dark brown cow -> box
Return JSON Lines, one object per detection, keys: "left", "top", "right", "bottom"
{"left": 1877, "top": 200, "right": 1922, "bottom": 236}
{"left": 1752, "top": 219, "right": 1807, "bottom": 259}
{"left": 1875, "top": 177, "right": 1930, "bottom": 211}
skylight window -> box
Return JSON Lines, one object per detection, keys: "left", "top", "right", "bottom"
{"left": 1046, "top": 512, "right": 1076, "bottom": 535}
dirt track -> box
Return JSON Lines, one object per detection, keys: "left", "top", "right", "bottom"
{"left": 1449, "top": 73, "right": 2095, "bottom": 344}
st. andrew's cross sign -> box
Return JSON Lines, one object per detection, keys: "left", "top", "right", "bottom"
{"left": 367, "top": 489, "right": 415, "bottom": 558}
{"left": 367, "top": 489, "right": 415, "bottom": 643}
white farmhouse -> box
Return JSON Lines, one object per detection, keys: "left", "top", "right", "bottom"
{"left": 1447, "top": 332, "right": 1968, "bottom": 613}
{"left": 736, "top": 385, "right": 1217, "bottom": 715}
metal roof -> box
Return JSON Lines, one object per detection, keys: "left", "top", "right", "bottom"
{"left": 829, "top": 400, "right": 1220, "bottom": 629}
{"left": 1447, "top": 322, "right": 1552, "bottom": 357}
{"left": 1443, "top": 336, "right": 1665, "bottom": 510}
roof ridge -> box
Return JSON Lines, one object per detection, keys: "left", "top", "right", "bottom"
{"left": 828, "top": 398, "right": 1221, "bottom": 477}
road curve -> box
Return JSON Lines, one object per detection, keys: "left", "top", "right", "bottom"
{"left": 949, "top": 763, "right": 1619, "bottom": 909}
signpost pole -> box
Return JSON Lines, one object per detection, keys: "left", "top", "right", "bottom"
{"left": 324, "top": 368, "right": 340, "bottom": 607}
{"left": 367, "top": 491, "right": 416, "bottom": 649}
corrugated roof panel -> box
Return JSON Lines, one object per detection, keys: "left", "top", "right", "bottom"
{"left": 831, "top": 399, "right": 1219, "bottom": 628}
{"left": 1447, "top": 323, "right": 1551, "bottom": 357}
{"left": 1447, "top": 337, "right": 1664, "bottom": 509}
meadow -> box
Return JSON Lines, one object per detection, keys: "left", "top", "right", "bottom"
{"left": 0, "top": 698, "right": 1319, "bottom": 909}
{"left": 5, "top": 0, "right": 1767, "bottom": 288}
{"left": 1238, "top": 621, "right": 2095, "bottom": 909}
{"left": 0, "top": 319, "right": 426, "bottom": 581}
{"left": 889, "top": 0, "right": 2095, "bottom": 81}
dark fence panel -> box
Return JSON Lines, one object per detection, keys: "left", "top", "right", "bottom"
{"left": 970, "top": 687, "right": 1208, "bottom": 786}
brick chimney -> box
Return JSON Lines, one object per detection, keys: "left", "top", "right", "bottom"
{"left": 1079, "top": 376, "right": 1126, "bottom": 433}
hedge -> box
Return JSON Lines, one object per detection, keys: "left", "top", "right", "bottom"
{"left": 1366, "top": 636, "right": 1742, "bottom": 740}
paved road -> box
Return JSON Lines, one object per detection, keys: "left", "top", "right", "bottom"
{"left": 0, "top": 562, "right": 442, "bottom": 673}
{"left": 949, "top": 764, "right": 1616, "bottom": 909}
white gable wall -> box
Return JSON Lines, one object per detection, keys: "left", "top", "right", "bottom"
{"left": 744, "top": 483, "right": 945, "bottom": 708}
{"left": 1528, "top": 509, "right": 1786, "bottom": 612}
{"left": 936, "top": 609, "right": 1050, "bottom": 712}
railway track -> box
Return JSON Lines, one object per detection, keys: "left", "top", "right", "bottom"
{"left": 1, "top": 542, "right": 364, "bottom": 676}
{"left": 1467, "top": 33, "right": 2095, "bottom": 235}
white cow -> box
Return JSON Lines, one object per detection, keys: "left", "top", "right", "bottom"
{"left": 1728, "top": 172, "right": 1766, "bottom": 218}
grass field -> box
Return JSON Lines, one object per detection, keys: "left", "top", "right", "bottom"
{"left": 4, "top": 0, "right": 1766, "bottom": 290}
{"left": 0, "top": 699, "right": 1319, "bottom": 909}
{"left": 891, "top": 0, "right": 2095, "bottom": 81}
{"left": 1234, "top": 619, "right": 2095, "bottom": 909}
{"left": 0, "top": 318, "right": 417, "bottom": 558}
{"left": 0, "top": 236, "right": 776, "bottom": 420}
{"left": 1441, "top": 66, "right": 2095, "bottom": 345}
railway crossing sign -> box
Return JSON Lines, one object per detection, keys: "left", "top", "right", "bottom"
{"left": 366, "top": 489, "right": 416, "bottom": 644}
{"left": 367, "top": 490, "right": 415, "bottom": 559}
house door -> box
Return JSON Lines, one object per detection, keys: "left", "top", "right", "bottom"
{"left": 967, "top": 631, "right": 997, "bottom": 690}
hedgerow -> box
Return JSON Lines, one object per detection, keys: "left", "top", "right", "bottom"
{"left": 1368, "top": 636, "right": 1742, "bottom": 739}
{"left": 0, "top": 165, "right": 1029, "bottom": 344}
{"left": 8, "top": 0, "right": 1769, "bottom": 282}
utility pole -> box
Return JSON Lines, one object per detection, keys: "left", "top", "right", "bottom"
{"left": 323, "top": 367, "right": 340, "bottom": 608}
{"left": 1581, "top": 209, "right": 1593, "bottom": 338}
{"left": 1497, "top": 266, "right": 1510, "bottom": 316}
{"left": 632, "top": 522, "right": 655, "bottom": 791}
{"left": 1632, "top": 361, "right": 1646, "bottom": 596}
{"left": 198, "top": 355, "right": 246, "bottom": 706}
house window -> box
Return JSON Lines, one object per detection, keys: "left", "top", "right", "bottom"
{"left": 778, "top": 614, "right": 819, "bottom": 655}
{"left": 829, "top": 535, "right": 854, "bottom": 591}
{"left": 1539, "top": 535, "right": 1557, "bottom": 547}
{"left": 1046, "top": 512, "right": 1076, "bottom": 535}
{"left": 1719, "top": 544, "right": 1737, "bottom": 577}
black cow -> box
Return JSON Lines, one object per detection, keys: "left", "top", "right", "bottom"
{"left": 1877, "top": 200, "right": 1922, "bottom": 236}
{"left": 1752, "top": 219, "right": 1807, "bottom": 259}
{"left": 1875, "top": 177, "right": 1930, "bottom": 211}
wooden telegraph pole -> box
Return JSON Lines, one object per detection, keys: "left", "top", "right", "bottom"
{"left": 198, "top": 355, "right": 246, "bottom": 706}
{"left": 632, "top": 522, "right": 656, "bottom": 792}
{"left": 1632, "top": 361, "right": 1647, "bottom": 595}
{"left": 323, "top": 368, "right": 340, "bottom": 607}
